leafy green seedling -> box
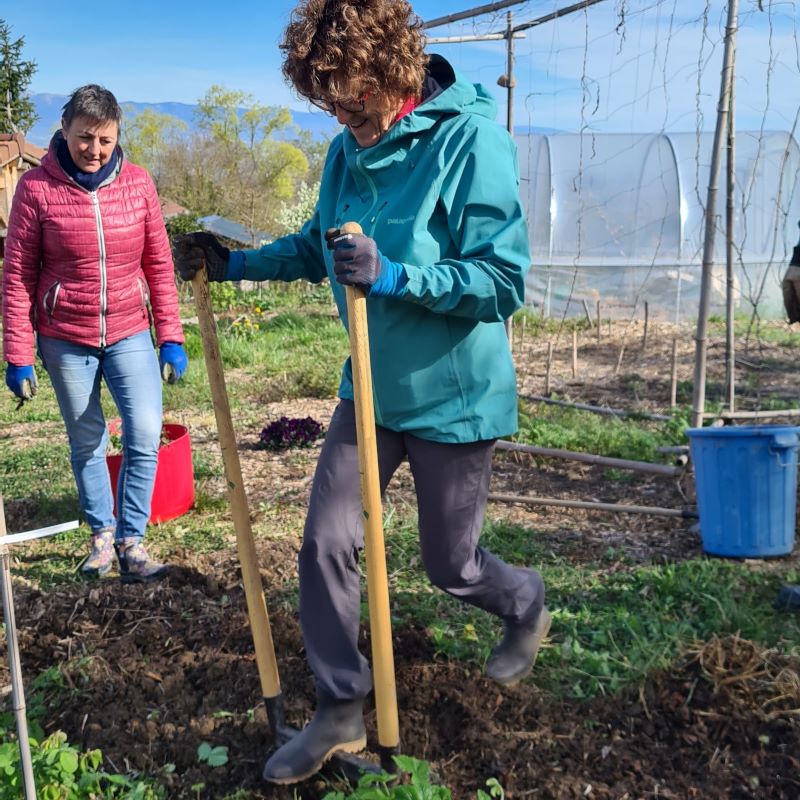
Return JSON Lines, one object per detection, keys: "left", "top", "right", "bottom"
{"left": 197, "top": 743, "right": 229, "bottom": 768}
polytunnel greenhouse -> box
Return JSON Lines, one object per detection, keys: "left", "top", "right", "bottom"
{"left": 515, "top": 130, "right": 800, "bottom": 322}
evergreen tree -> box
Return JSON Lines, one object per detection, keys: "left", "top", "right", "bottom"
{"left": 0, "top": 20, "right": 38, "bottom": 135}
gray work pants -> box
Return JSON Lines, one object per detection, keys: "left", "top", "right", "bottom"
{"left": 298, "top": 400, "right": 545, "bottom": 700}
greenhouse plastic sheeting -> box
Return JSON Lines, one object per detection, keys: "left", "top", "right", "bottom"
{"left": 516, "top": 130, "right": 800, "bottom": 321}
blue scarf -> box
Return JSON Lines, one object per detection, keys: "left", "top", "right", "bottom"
{"left": 56, "top": 135, "right": 120, "bottom": 192}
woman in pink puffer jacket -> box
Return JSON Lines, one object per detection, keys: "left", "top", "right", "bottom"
{"left": 2, "top": 84, "right": 187, "bottom": 583}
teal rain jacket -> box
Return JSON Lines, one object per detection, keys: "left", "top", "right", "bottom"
{"left": 241, "top": 55, "right": 531, "bottom": 443}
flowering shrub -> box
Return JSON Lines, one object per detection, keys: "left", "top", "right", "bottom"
{"left": 258, "top": 416, "right": 324, "bottom": 451}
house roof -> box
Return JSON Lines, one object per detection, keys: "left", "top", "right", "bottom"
{"left": 160, "top": 198, "right": 190, "bottom": 218}
{"left": 197, "top": 214, "right": 271, "bottom": 246}
{"left": 0, "top": 132, "right": 46, "bottom": 169}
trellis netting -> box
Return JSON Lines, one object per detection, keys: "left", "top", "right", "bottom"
{"left": 426, "top": 0, "right": 800, "bottom": 323}
{"left": 516, "top": 129, "right": 800, "bottom": 322}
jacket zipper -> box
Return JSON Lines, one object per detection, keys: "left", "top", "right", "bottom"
{"left": 90, "top": 192, "right": 108, "bottom": 347}
{"left": 356, "top": 151, "right": 380, "bottom": 234}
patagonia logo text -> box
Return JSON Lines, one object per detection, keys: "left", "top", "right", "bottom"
{"left": 386, "top": 216, "right": 415, "bottom": 225}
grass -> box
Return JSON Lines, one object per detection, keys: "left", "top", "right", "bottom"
{"left": 2, "top": 289, "right": 799, "bottom": 796}
{"left": 382, "top": 508, "right": 800, "bottom": 697}
{"left": 516, "top": 398, "right": 691, "bottom": 462}
{"left": 707, "top": 312, "right": 800, "bottom": 349}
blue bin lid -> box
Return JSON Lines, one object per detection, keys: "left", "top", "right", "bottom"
{"left": 686, "top": 424, "right": 800, "bottom": 441}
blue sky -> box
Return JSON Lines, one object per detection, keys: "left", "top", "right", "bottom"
{"left": 4, "top": 1, "right": 799, "bottom": 134}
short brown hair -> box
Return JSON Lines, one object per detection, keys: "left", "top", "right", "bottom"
{"left": 281, "top": 0, "right": 428, "bottom": 104}
{"left": 62, "top": 84, "right": 122, "bottom": 128}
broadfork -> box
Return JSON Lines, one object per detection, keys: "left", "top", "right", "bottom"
{"left": 190, "top": 267, "right": 386, "bottom": 782}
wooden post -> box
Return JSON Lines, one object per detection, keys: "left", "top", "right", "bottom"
{"left": 582, "top": 299, "right": 593, "bottom": 327}
{"left": 642, "top": 301, "right": 649, "bottom": 351}
{"left": 571, "top": 329, "right": 578, "bottom": 378}
{"left": 614, "top": 342, "right": 626, "bottom": 376}
{"left": 596, "top": 300, "right": 601, "bottom": 344}
{"left": 545, "top": 341, "right": 553, "bottom": 395}
{"left": 670, "top": 337, "right": 679, "bottom": 407}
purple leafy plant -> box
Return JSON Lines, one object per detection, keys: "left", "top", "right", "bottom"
{"left": 258, "top": 416, "right": 324, "bottom": 451}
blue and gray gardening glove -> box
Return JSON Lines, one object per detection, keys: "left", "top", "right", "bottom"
{"left": 5, "top": 363, "right": 37, "bottom": 401}
{"left": 172, "top": 232, "right": 243, "bottom": 283}
{"left": 159, "top": 342, "right": 188, "bottom": 384}
{"left": 329, "top": 231, "right": 407, "bottom": 297}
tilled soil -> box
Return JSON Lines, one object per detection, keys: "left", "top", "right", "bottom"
{"left": 3, "top": 320, "right": 800, "bottom": 797}
{"left": 7, "top": 565, "right": 800, "bottom": 799}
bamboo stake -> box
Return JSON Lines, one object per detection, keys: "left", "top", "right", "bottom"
{"left": 488, "top": 492, "right": 697, "bottom": 519}
{"left": 705, "top": 408, "right": 800, "bottom": 421}
{"left": 691, "top": 0, "right": 739, "bottom": 428}
{"left": 670, "top": 337, "right": 679, "bottom": 407}
{"left": 725, "top": 57, "right": 737, "bottom": 414}
{"left": 495, "top": 439, "right": 684, "bottom": 477}
{"left": 545, "top": 341, "right": 553, "bottom": 395}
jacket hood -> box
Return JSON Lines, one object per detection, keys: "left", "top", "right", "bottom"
{"left": 412, "top": 54, "right": 498, "bottom": 126}
{"left": 43, "top": 130, "right": 124, "bottom": 189}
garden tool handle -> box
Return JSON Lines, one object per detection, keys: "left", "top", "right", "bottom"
{"left": 191, "top": 268, "right": 282, "bottom": 703}
{"left": 20, "top": 379, "right": 35, "bottom": 401}
{"left": 161, "top": 363, "right": 176, "bottom": 384}
{"left": 340, "top": 221, "right": 400, "bottom": 760}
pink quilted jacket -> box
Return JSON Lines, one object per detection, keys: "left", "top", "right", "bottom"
{"left": 2, "top": 141, "right": 183, "bottom": 366}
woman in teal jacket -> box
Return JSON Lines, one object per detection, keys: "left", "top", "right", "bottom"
{"left": 174, "top": 0, "right": 549, "bottom": 784}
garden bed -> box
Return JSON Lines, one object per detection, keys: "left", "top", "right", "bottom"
{"left": 2, "top": 311, "right": 799, "bottom": 798}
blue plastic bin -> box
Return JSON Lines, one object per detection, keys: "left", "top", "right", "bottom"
{"left": 686, "top": 425, "right": 799, "bottom": 557}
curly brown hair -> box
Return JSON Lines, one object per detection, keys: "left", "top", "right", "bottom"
{"left": 281, "top": 0, "right": 428, "bottom": 106}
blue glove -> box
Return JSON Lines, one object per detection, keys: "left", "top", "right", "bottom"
{"left": 159, "top": 342, "right": 188, "bottom": 384}
{"left": 331, "top": 232, "right": 407, "bottom": 297}
{"left": 5, "top": 363, "right": 37, "bottom": 400}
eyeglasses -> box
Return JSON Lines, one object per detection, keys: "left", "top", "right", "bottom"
{"left": 309, "top": 94, "right": 369, "bottom": 115}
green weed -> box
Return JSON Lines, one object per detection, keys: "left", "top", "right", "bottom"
{"left": 196, "top": 743, "right": 229, "bottom": 768}
{"left": 322, "top": 755, "right": 504, "bottom": 799}
{"left": 515, "top": 400, "right": 690, "bottom": 462}
{"left": 0, "top": 665, "right": 163, "bottom": 799}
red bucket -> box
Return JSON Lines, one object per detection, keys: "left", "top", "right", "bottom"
{"left": 107, "top": 422, "right": 195, "bottom": 523}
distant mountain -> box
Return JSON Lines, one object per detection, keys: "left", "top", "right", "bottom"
{"left": 28, "top": 93, "right": 341, "bottom": 147}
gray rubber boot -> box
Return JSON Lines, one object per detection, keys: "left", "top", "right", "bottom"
{"left": 262, "top": 691, "right": 367, "bottom": 784}
{"left": 486, "top": 607, "right": 552, "bottom": 686}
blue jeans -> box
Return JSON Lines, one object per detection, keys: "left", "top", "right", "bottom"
{"left": 38, "top": 331, "right": 162, "bottom": 541}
